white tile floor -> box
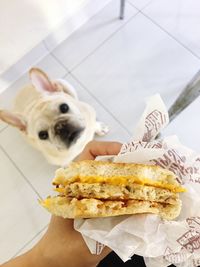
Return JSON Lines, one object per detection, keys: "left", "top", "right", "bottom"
{"left": 1, "top": 0, "right": 200, "bottom": 263}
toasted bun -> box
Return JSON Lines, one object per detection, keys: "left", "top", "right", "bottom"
{"left": 41, "top": 196, "right": 181, "bottom": 220}
{"left": 53, "top": 160, "right": 184, "bottom": 193}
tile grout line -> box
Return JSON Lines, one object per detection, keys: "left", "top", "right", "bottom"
{"left": 139, "top": 10, "right": 200, "bottom": 61}
{"left": 0, "top": 125, "right": 8, "bottom": 133}
{"left": 46, "top": 7, "right": 136, "bottom": 137}
{"left": 0, "top": 43, "right": 50, "bottom": 94}
{"left": 49, "top": 0, "right": 200, "bottom": 78}
{"left": 69, "top": 5, "right": 140, "bottom": 73}
{"left": 42, "top": 41, "right": 71, "bottom": 74}
{"left": 51, "top": 4, "right": 141, "bottom": 74}
{"left": 0, "top": 145, "right": 42, "bottom": 199}
{"left": 127, "top": 0, "right": 200, "bottom": 60}
{"left": 12, "top": 224, "right": 48, "bottom": 258}
{"left": 69, "top": 73, "right": 132, "bottom": 137}
{"left": 42, "top": 0, "right": 113, "bottom": 55}
{"left": 51, "top": 52, "right": 71, "bottom": 73}
{"left": 127, "top": 0, "right": 155, "bottom": 12}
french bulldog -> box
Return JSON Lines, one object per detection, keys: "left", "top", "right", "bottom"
{"left": 0, "top": 68, "right": 109, "bottom": 166}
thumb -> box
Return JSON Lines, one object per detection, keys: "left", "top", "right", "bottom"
{"left": 76, "top": 141, "right": 122, "bottom": 161}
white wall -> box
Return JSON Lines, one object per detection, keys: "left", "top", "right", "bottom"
{"left": 0, "top": 0, "right": 111, "bottom": 93}
{"left": 0, "top": 0, "right": 87, "bottom": 75}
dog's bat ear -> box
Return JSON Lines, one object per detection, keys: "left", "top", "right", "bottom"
{"left": 29, "top": 68, "right": 79, "bottom": 99}
{"left": 29, "top": 68, "right": 57, "bottom": 93}
{"left": 0, "top": 110, "right": 26, "bottom": 131}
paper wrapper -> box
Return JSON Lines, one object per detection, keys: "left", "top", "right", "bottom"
{"left": 74, "top": 94, "right": 200, "bottom": 267}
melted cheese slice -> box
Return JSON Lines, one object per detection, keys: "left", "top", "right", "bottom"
{"left": 54, "top": 188, "right": 65, "bottom": 193}
{"left": 55, "top": 175, "right": 186, "bottom": 193}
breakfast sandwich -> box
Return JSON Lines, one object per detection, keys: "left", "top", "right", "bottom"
{"left": 41, "top": 160, "right": 185, "bottom": 220}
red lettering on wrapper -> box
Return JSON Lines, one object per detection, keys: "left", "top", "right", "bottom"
{"left": 153, "top": 148, "right": 187, "bottom": 184}
{"left": 120, "top": 140, "right": 163, "bottom": 155}
{"left": 177, "top": 230, "right": 200, "bottom": 253}
{"left": 142, "top": 110, "right": 167, "bottom": 142}
{"left": 163, "top": 246, "right": 187, "bottom": 264}
{"left": 187, "top": 217, "right": 200, "bottom": 232}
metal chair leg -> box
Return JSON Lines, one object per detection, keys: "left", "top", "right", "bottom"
{"left": 168, "top": 69, "right": 200, "bottom": 122}
{"left": 120, "top": 0, "right": 125, "bottom": 20}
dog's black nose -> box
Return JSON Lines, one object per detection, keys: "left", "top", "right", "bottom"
{"left": 54, "top": 121, "right": 83, "bottom": 145}
{"left": 54, "top": 121, "right": 68, "bottom": 137}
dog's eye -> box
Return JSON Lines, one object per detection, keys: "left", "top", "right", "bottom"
{"left": 38, "top": 131, "right": 49, "bottom": 140}
{"left": 59, "top": 103, "right": 69, "bottom": 113}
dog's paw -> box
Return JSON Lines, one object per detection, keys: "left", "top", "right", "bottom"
{"left": 95, "top": 121, "right": 109, "bottom": 136}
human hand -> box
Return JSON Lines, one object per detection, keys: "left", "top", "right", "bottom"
{"left": 2, "top": 141, "right": 122, "bottom": 267}
{"left": 37, "top": 141, "right": 122, "bottom": 267}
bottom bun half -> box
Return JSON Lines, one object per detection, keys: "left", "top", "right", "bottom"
{"left": 41, "top": 196, "right": 181, "bottom": 220}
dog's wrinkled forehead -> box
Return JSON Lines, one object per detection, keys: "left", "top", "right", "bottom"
{"left": 38, "top": 93, "right": 79, "bottom": 115}
{"left": 27, "top": 93, "right": 82, "bottom": 133}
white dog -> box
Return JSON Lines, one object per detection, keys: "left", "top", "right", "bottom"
{"left": 0, "top": 68, "right": 108, "bottom": 166}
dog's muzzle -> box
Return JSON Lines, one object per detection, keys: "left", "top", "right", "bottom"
{"left": 54, "top": 120, "right": 84, "bottom": 146}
